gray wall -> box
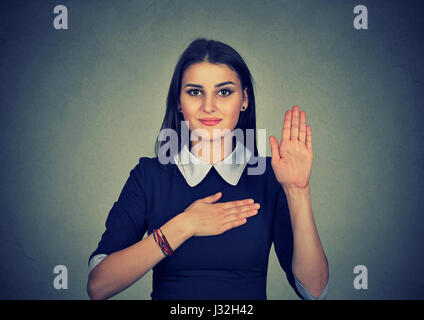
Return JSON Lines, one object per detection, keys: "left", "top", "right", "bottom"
{"left": 1, "top": 0, "right": 423, "bottom": 299}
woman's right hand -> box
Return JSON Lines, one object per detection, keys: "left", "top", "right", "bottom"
{"left": 180, "top": 192, "right": 260, "bottom": 237}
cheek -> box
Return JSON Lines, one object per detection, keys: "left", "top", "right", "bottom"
{"left": 226, "top": 107, "right": 241, "bottom": 124}
{"left": 180, "top": 100, "right": 199, "bottom": 118}
{"left": 225, "top": 95, "right": 243, "bottom": 119}
{"left": 179, "top": 100, "right": 195, "bottom": 118}
{"left": 179, "top": 109, "right": 198, "bottom": 131}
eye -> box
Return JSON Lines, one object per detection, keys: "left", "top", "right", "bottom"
{"left": 186, "top": 89, "right": 202, "bottom": 96}
{"left": 218, "top": 88, "right": 233, "bottom": 96}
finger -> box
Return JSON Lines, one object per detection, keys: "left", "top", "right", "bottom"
{"left": 223, "top": 202, "right": 260, "bottom": 217}
{"left": 299, "top": 110, "right": 306, "bottom": 144}
{"left": 222, "top": 208, "right": 258, "bottom": 225}
{"left": 306, "top": 125, "right": 313, "bottom": 151}
{"left": 220, "top": 218, "right": 248, "bottom": 233}
{"left": 291, "top": 105, "right": 299, "bottom": 140}
{"left": 219, "top": 198, "right": 254, "bottom": 210}
{"left": 200, "top": 192, "right": 222, "bottom": 204}
{"left": 281, "top": 109, "right": 291, "bottom": 142}
{"left": 269, "top": 136, "right": 281, "bottom": 163}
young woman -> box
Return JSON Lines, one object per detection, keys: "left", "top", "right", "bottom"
{"left": 87, "top": 38, "right": 329, "bottom": 300}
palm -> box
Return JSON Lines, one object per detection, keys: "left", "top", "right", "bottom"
{"left": 269, "top": 106, "right": 313, "bottom": 189}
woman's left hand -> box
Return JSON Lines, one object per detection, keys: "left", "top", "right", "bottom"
{"left": 269, "top": 105, "right": 313, "bottom": 189}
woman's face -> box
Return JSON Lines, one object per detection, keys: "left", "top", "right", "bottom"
{"left": 179, "top": 61, "right": 248, "bottom": 142}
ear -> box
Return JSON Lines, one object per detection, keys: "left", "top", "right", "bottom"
{"left": 242, "top": 87, "right": 249, "bottom": 110}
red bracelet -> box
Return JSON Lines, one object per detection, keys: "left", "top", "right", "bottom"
{"left": 159, "top": 228, "right": 174, "bottom": 255}
{"left": 152, "top": 228, "right": 173, "bottom": 256}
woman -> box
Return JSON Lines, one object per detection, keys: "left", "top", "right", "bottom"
{"left": 87, "top": 38, "right": 329, "bottom": 300}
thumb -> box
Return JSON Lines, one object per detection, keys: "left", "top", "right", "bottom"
{"left": 269, "top": 136, "right": 281, "bottom": 163}
{"left": 201, "top": 192, "right": 222, "bottom": 204}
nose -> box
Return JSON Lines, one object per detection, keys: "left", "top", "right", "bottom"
{"left": 201, "top": 94, "right": 216, "bottom": 113}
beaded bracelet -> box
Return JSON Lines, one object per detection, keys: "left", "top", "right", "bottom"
{"left": 152, "top": 228, "right": 173, "bottom": 257}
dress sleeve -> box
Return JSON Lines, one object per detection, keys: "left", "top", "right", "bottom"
{"left": 271, "top": 186, "right": 305, "bottom": 299}
{"left": 88, "top": 158, "right": 148, "bottom": 271}
{"left": 272, "top": 186, "right": 329, "bottom": 300}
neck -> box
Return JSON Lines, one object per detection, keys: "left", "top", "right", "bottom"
{"left": 191, "top": 136, "right": 234, "bottom": 164}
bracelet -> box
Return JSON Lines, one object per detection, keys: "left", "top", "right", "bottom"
{"left": 158, "top": 228, "right": 174, "bottom": 255}
{"left": 152, "top": 228, "right": 173, "bottom": 257}
{"left": 156, "top": 229, "right": 173, "bottom": 256}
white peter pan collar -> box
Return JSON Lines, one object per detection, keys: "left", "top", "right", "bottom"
{"left": 173, "top": 140, "right": 252, "bottom": 187}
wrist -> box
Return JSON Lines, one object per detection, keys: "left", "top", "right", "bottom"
{"left": 282, "top": 184, "right": 311, "bottom": 206}
{"left": 174, "top": 211, "right": 194, "bottom": 239}
{"left": 282, "top": 183, "right": 310, "bottom": 195}
{"left": 156, "top": 212, "right": 193, "bottom": 256}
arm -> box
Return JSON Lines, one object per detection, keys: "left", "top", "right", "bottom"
{"left": 87, "top": 192, "right": 259, "bottom": 300}
{"left": 283, "top": 184, "right": 329, "bottom": 298}
{"left": 87, "top": 213, "right": 190, "bottom": 300}
{"left": 269, "top": 105, "right": 329, "bottom": 299}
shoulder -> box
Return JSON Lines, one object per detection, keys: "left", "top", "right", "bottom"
{"left": 131, "top": 156, "right": 176, "bottom": 180}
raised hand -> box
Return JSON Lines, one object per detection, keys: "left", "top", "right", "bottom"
{"left": 269, "top": 105, "right": 313, "bottom": 189}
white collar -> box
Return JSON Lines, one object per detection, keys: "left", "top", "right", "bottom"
{"left": 173, "top": 140, "right": 252, "bottom": 187}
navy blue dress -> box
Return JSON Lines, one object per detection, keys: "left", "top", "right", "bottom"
{"left": 89, "top": 156, "right": 304, "bottom": 300}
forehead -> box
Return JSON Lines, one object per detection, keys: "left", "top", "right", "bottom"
{"left": 181, "top": 62, "right": 241, "bottom": 86}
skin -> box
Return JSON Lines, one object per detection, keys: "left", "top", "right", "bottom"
{"left": 179, "top": 61, "right": 248, "bottom": 164}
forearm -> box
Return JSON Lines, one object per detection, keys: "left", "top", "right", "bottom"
{"left": 87, "top": 213, "right": 192, "bottom": 300}
{"left": 283, "top": 184, "right": 329, "bottom": 298}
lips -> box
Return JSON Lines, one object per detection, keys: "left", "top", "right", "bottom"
{"left": 199, "top": 119, "right": 222, "bottom": 126}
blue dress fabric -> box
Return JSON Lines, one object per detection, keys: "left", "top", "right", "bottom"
{"left": 89, "top": 149, "right": 328, "bottom": 300}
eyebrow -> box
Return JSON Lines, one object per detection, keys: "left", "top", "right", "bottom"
{"left": 183, "top": 81, "right": 237, "bottom": 88}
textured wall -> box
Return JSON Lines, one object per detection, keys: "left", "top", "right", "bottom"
{"left": 1, "top": 0, "right": 423, "bottom": 299}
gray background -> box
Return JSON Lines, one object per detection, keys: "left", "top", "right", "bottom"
{"left": 1, "top": 0, "right": 423, "bottom": 299}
